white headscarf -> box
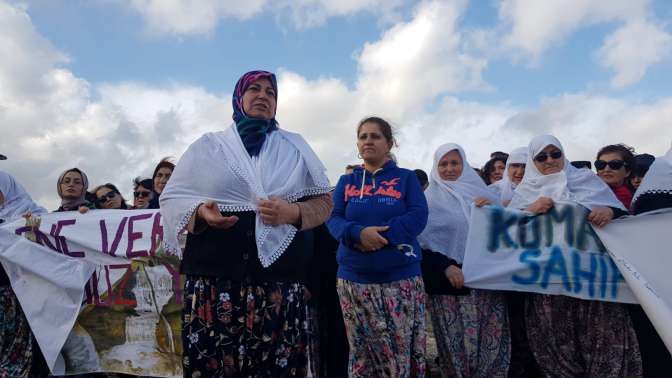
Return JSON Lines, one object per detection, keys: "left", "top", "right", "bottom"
{"left": 632, "top": 141, "right": 672, "bottom": 205}
{"left": 489, "top": 147, "right": 527, "bottom": 205}
{"left": 418, "top": 144, "right": 499, "bottom": 263}
{"left": 0, "top": 171, "right": 47, "bottom": 223}
{"left": 160, "top": 124, "right": 331, "bottom": 266}
{"left": 509, "top": 135, "right": 625, "bottom": 211}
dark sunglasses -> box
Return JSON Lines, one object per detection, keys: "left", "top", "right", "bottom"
{"left": 96, "top": 191, "right": 117, "bottom": 204}
{"left": 134, "top": 191, "right": 151, "bottom": 198}
{"left": 534, "top": 150, "right": 563, "bottom": 163}
{"left": 594, "top": 159, "right": 625, "bottom": 171}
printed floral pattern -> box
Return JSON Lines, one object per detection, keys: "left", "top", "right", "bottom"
{"left": 428, "top": 289, "right": 510, "bottom": 378}
{"left": 526, "top": 294, "right": 643, "bottom": 378}
{"left": 0, "top": 286, "right": 33, "bottom": 378}
{"left": 337, "top": 276, "right": 426, "bottom": 378}
{"left": 182, "top": 277, "right": 309, "bottom": 377}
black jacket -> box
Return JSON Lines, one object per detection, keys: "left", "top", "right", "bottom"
{"left": 420, "top": 249, "right": 470, "bottom": 296}
{"left": 180, "top": 211, "right": 314, "bottom": 283}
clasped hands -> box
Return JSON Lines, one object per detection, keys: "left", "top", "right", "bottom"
{"left": 525, "top": 197, "right": 614, "bottom": 228}
{"left": 196, "top": 198, "right": 300, "bottom": 229}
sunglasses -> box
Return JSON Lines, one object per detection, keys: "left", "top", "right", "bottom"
{"left": 134, "top": 191, "right": 151, "bottom": 198}
{"left": 594, "top": 159, "right": 625, "bottom": 171}
{"left": 96, "top": 191, "right": 117, "bottom": 205}
{"left": 534, "top": 150, "right": 563, "bottom": 163}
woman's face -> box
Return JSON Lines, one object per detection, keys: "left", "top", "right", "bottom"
{"left": 133, "top": 186, "right": 154, "bottom": 208}
{"left": 438, "top": 150, "right": 463, "bottom": 181}
{"left": 95, "top": 187, "right": 122, "bottom": 209}
{"left": 489, "top": 160, "right": 506, "bottom": 183}
{"left": 596, "top": 151, "right": 629, "bottom": 188}
{"left": 357, "top": 122, "right": 391, "bottom": 165}
{"left": 241, "top": 78, "right": 277, "bottom": 120}
{"left": 154, "top": 167, "right": 172, "bottom": 194}
{"left": 533, "top": 145, "right": 565, "bottom": 175}
{"left": 60, "top": 171, "right": 84, "bottom": 199}
{"left": 508, "top": 163, "right": 526, "bottom": 185}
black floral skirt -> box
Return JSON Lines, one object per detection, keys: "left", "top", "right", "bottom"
{"left": 182, "top": 276, "right": 309, "bottom": 378}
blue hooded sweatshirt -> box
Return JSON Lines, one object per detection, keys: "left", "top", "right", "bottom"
{"left": 327, "top": 160, "right": 429, "bottom": 284}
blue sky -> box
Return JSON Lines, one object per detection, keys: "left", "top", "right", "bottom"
{"left": 1, "top": 0, "right": 671, "bottom": 208}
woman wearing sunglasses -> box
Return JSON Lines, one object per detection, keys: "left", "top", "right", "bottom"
{"left": 92, "top": 183, "right": 128, "bottom": 210}
{"left": 509, "top": 135, "right": 642, "bottom": 377}
{"left": 131, "top": 177, "right": 156, "bottom": 209}
{"left": 595, "top": 144, "right": 637, "bottom": 210}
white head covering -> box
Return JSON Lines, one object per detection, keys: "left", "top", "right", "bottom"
{"left": 509, "top": 135, "right": 625, "bottom": 211}
{"left": 0, "top": 171, "right": 47, "bottom": 223}
{"left": 632, "top": 141, "right": 672, "bottom": 205}
{"left": 160, "top": 125, "right": 331, "bottom": 266}
{"left": 489, "top": 147, "right": 527, "bottom": 205}
{"left": 418, "top": 143, "right": 499, "bottom": 263}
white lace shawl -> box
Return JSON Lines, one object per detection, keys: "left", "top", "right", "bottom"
{"left": 160, "top": 125, "right": 331, "bottom": 267}
{"left": 0, "top": 171, "right": 47, "bottom": 223}
{"left": 509, "top": 135, "right": 625, "bottom": 211}
{"left": 633, "top": 141, "right": 672, "bottom": 204}
{"left": 418, "top": 143, "right": 500, "bottom": 263}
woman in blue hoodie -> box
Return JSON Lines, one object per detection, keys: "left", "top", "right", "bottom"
{"left": 327, "top": 116, "right": 429, "bottom": 377}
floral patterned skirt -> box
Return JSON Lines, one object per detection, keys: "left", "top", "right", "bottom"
{"left": 0, "top": 286, "right": 33, "bottom": 378}
{"left": 182, "top": 276, "right": 309, "bottom": 378}
{"left": 526, "top": 294, "right": 643, "bottom": 378}
{"left": 336, "top": 276, "right": 426, "bottom": 378}
{"left": 428, "top": 289, "right": 510, "bottom": 378}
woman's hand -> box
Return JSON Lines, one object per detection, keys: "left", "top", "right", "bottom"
{"left": 359, "top": 226, "right": 389, "bottom": 251}
{"left": 474, "top": 197, "right": 492, "bottom": 208}
{"left": 198, "top": 201, "right": 239, "bottom": 229}
{"left": 257, "top": 198, "right": 300, "bottom": 226}
{"left": 444, "top": 266, "right": 464, "bottom": 289}
{"left": 525, "top": 197, "right": 554, "bottom": 214}
{"left": 587, "top": 207, "right": 614, "bottom": 228}
{"left": 78, "top": 206, "right": 89, "bottom": 214}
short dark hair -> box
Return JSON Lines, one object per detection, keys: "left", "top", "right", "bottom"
{"left": 571, "top": 161, "right": 592, "bottom": 169}
{"left": 481, "top": 156, "right": 507, "bottom": 185}
{"left": 133, "top": 177, "right": 154, "bottom": 191}
{"left": 596, "top": 144, "right": 636, "bottom": 176}
{"left": 93, "top": 183, "right": 128, "bottom": 209}
{"left": 414, "top": 169, "right": 428, "bottom": 188}
{"left": 490, "top": 151, "right": 509, "bottom": 160}
{"left": 152, "top": 158, "right": 175, "bottom": 179}
{"left": 633, "top": 154, "right": 655, "bottom": 177}
{"left": 357, "top": 116, "right": 397, "bottom": 147}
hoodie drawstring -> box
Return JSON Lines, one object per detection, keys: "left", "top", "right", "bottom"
{"left": 359, "top": 167, "right": 384, "bottom": 199}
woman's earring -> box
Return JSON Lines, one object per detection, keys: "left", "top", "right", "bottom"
{"left": 357, "top": 153, "right": 362, "bottom": 159}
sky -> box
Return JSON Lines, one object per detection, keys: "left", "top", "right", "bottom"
{"left": 1, "top": 0, "right": 671, "bottom": 209}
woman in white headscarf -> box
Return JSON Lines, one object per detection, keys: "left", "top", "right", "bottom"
{"left": 419, "top": 143, "right": 510, "bottom": 378}
{"left": 0, "top": 171, "right": 47, "bottom": 377}
{"left": 509, "top": 135, "right": 642, "bottom": 378}
{"left": 630, "top": 142, "right": 672, "bottom": 376}
{"left": 489, "top": 147, "right": 527, "bottom": 207}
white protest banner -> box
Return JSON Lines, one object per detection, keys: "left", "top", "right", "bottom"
{"left": 594, "top": 209, "right": 672, "bottom": 353}
{"left": 462, "top": 202, "right": 636, "bottom": 303}
{"left": 0, "top": 210, "right": 183, "bottom": 377}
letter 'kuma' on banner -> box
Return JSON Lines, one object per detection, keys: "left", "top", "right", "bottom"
{"left": 0, "top": 209, "right": 183, "bottom": 377}
{"left": 462, "top": 202, "right": 636, "bottom": 304}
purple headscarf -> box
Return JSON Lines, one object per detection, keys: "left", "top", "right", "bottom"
{"left": 231, "top": 70, "right": 279, "bottom": 156}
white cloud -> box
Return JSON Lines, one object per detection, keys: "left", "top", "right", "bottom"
{"left": 1, "top": 0, "right": 671, "bottom": 212}
{"left": 117, "top": 0, "right": 404, "bottom": 35}
{"left": 120, "top": 0, "right": 266, "bottom": 35}
{"left": 597, "top": 20, "right": 672, "bottom": 88}
{"left": 496, "top": 0, "right": 671, "bottom": 87}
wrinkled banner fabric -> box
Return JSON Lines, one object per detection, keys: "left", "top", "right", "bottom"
{"left": 0, "top": 210, "right": 182, "bottom": 377}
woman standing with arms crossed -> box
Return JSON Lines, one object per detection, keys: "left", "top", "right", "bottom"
{"left": 327, "top": 116, "right": 428, "bottom": 377}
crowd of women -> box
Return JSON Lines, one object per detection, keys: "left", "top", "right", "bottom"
{"left": 1, "top": 69, "right": 671, "bottom": 378}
